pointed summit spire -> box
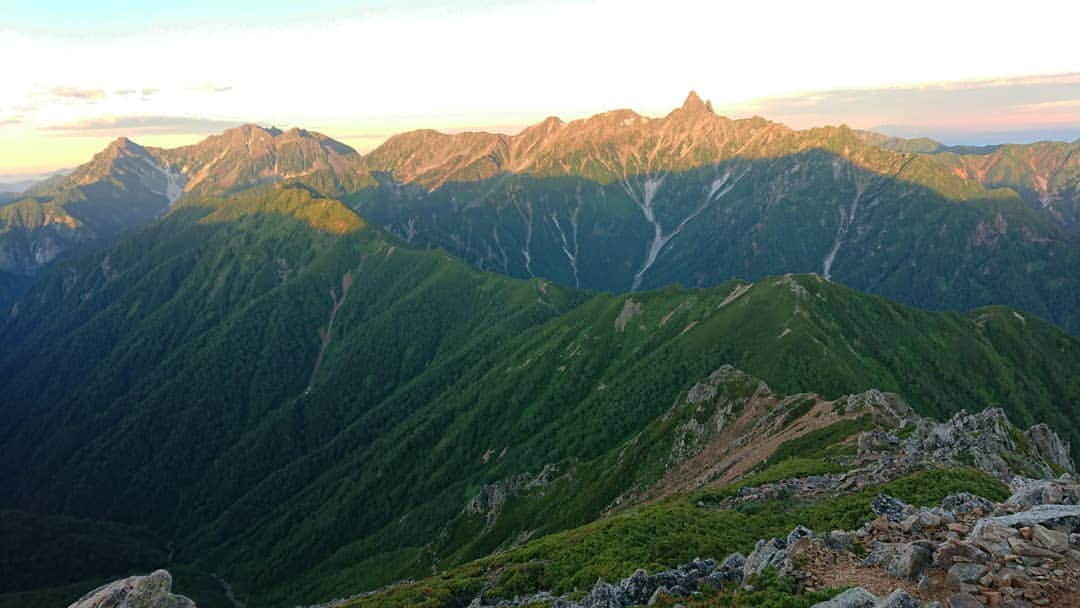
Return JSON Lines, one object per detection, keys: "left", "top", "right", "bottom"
{"left": 680, "top": 91, "right": 713, "bottom": 114}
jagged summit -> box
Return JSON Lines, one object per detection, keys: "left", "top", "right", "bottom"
{"left": 227, "top": 123, "right": 284, "bottom": 138}
{"left": 679, "top": 90, "right": 714, "bottom": 114}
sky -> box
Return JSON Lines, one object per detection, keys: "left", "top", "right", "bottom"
{"left": 2, "top": 0, "right": 1079, "bottom": 177}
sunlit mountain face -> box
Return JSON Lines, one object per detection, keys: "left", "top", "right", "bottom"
{"left": 2, "top": 3, "right": 1079, "bottom": 608}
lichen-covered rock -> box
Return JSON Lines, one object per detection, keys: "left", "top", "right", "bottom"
{"left": 717, "top": 551, "right": 746, "bottom": 582}
{"left": 67, "top": 570, "right": 194, "bottom": 608}
{"left": 872, "top": 494, "right": 911, "bottom": 522}
{"left": 743, "top": 537, "right": 787, "bottom": 583}
{"left": 579, "top": 580, "right": 620, "bottom": 608}
{"left": 940, "top": 493, "right": 995, "bottom": 516}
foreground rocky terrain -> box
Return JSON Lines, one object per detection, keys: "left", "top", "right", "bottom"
{"left": 67, "top": 392, "right": 1077, "bottom": 608}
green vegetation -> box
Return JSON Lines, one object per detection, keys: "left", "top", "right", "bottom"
{"left": 767, "top": 416, "right": 877, "bottom": 465}
{"left": 343, "top": 468, "right": 1006, "bottom": 607}
{"left": 0, "top": 179, "right": 1074, "bottom": 606}
{"left": 652, "top": 569, "right": 839, "bottom": 607}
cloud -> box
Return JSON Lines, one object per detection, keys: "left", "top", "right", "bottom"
{"left": 40, "top": 115, "right": 242, "bottom": 136}
{"left": 188, "top": 84, "right": 233, "bottom": 93}
{"left": 733, "top": 72, "right": 1080, "bottom": 139}
{"left": 50, "top": 86, "right": 106, "bottom": 100}
{"left": 141, "top": 87, "right": 159, "bottom": 96}
{"left": 115, "top": 89, "right": 136, "bottom": 96}
{"left": 0, "top": 117, "right": 22, "bottom": 127}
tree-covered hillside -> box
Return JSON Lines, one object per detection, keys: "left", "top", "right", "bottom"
{"left": 0, "top": 183, "right": 1076, "bottom": 606}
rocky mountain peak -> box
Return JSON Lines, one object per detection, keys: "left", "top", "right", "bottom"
{"left": 101, "top": 136, "right": 149, "bottom": 160}
{"left": 679, "top": 90, "right": 714, "bottom": 114}
{"left": 229, "top": 123, "right": 283, "bottom": 138}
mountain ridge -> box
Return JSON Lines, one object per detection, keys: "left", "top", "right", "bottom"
{"left": 0, "top": 192, "right": 1076, "bottom": 606}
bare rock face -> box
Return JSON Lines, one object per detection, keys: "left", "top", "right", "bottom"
{"left": 1025, "top": 424, "right": 1073, "bottom": 473}
{"left": 858, "top": 408, "right": 1076, "bottom": 481}
{"left": 67, "top": 570, "right": 195, "bottom": 608}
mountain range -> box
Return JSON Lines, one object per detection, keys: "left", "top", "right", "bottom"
{"left": 2, "top": 93, "right": 1077, "bottom": 334}
{"left": 0, "top": 94, "right": 1078, "bottom": 608}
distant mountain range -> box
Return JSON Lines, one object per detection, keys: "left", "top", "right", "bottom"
{"left": 2, "top": 93, "right": 1075, "bottom": 334}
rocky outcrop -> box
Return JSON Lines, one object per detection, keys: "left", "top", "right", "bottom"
{"left": 859, "top": 408, "right": 1076, "bottom": 480}
{"left": 809, "top": 478, "right": 1080, "bottom": 607}
{"left": 459, "top": 474, "right": 1080, "bottom": 608}
{"left": 463, "top": 464, "right": 562, "bottom": 527}
{"left": 67, "top": 570, "right": 195, "bottom": 608}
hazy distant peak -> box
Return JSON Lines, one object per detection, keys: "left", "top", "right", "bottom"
{"left": 679, "top": 90, "right": 713, "bottom": 114}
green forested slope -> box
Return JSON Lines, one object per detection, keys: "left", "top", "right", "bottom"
{"left": 0, "top": 184, "right": 1076, "bottom": 606}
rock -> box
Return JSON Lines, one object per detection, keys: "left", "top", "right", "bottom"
{"left": 718, "top": 552, "right": 745, "bottom": 582}
{"left": 946, "top": 592, "right": 984, "bottom": 608}
{"left": 946, "top": 562, "right": 989, "bottom": 588}
{"left": 873, "top": 494, "right": 910, "bottom": 522}
{"left": 67, "top": 570, "right": 195, "bottom": 608}
{"left": 703, "top": 571, "right": 725, "bottom": 591}
{"left": 617, "top": 569, "right": 654, "bottom": 605}
{"left": 1005, "top": 478, "right": 1080, "bottom": 508}
{"left": 871, "top": 514, "right": 891, "bottom": 532}
{"left": 1024, "top": 424, "right": 1075, "bottom": 474}
{"left": 865, "top": 542, "right": 932, "bottom": 580}
{"left": 787, "top": 524, "right": 814, "bottom": 546}
{"left": 811, "top": 586, "right": 879, "bottom": 608}
{"left": 875, "top": 589, "right": 920, "bottom": 608}
{"left": 743, "top": 538, "right": 787, "bottom": 583}
{"left": 828, "top": 530, "right": 855, "bottom": 551}
{"left": 971, "top": 504, "right": 1080, "bottom": 537}
{"left": 948, "top": 522, "right": 971, "bottom": 535}
{"left": 581, "top": 580, "right": 620, "bottom": 608}
{"left": 937, "top": 539, "right": 994, "bottom": 570}
{"left": 942, "top": 493, "right": 996, "bottom": 516}
{"left": 1006, "top": 536, "right": 1062, "bottom": 559}
{"left": 1028, "top": 525, "right": 1069, "bottom": 553}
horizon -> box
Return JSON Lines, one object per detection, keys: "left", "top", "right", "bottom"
{"left": 3, "top": 0, "right": 1080, "bottom": 175}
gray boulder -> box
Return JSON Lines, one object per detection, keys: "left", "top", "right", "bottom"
{"left": 743, "top": 538, "right": 787, "bottom": 583}
{"left": 864, "top": 542, "right": 932, "bottom": 580}
{"left": 945, "top": 562, "right": 988, "bottom": 588}
{"left": 875, "top": 589, "right": 920, "bottom": 608}
{"left": 617, "top": 569, "right": 654, "bottom": 605}
{"left": 580, "top": 580, "right": 621, "bottom": 608}
{"left": 940, "top": 492, "right": 995, "bottom": 516}
{"left": 67, "top": 570, "right": 195, "bottom": 608}
{"left": 944, "top": 592, "right": 982, "bottom": 608}
{"left": 827, "top": 530, "right": 854, "bottom": 551}
{"left": 787, "top": 524, "right": 814, "bottom": 546}
{"left": 971, "top": 504, "right": 1080, "bottom": 536}
{"left": 717, "top": 551, "right": 745, "bottom": 582}
{"left": 811, "top": 586, "right": 879, "bottom": 608}
{"left": 872, "top": 494, "right": 910, "bottom": 522}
